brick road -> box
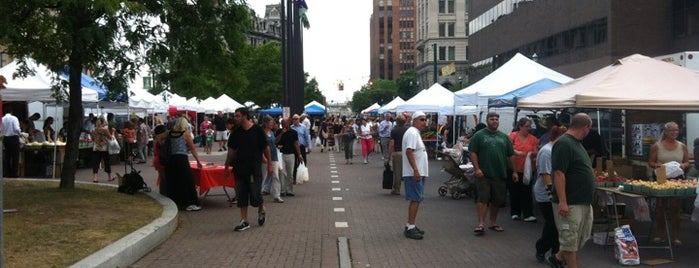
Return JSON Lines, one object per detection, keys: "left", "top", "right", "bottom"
{"left": 74, "top": 146, "right": 698, "bottom": 267}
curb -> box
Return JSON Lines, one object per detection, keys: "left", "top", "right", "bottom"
{"left": 64, "top": 181, "right": 178, "bottom": 268}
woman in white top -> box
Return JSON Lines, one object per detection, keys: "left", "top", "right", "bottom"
{"left": 359, "top": 118, "right": 374, "bottom": 164}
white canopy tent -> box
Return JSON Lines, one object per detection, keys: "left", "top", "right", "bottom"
{"left": 397, "top": 83, "right": 477, "bottom": 115}
{"left": 0, "top": 59, "right": 99, "bottom": 102}
{"left": 361, "top": 102, "right": 380, "bottom": 114}
{"left": 216, "top": 94, "right": 245, "bottom": 113}
{"left": 377, "top": 96, "right": 405, "bottom": 114}
{"left": 518, "top": 54, "right": 699, "bottom": 110}
{"left": 453, "top": 53, "right": 572, "bottom": 106}
{"left": 304, "top": 100, "right": 326, "bottom": 110}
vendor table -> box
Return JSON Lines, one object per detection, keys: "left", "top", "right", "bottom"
{"left": 189, "top": 161, "right": 236, "bottom": 204}
{"left": 19, "top": 145, "right": 65, "bottom": 178}
{"left": 596, "top": 187, "right": 696, "bottom": 260}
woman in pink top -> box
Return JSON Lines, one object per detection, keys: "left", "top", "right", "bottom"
{"left": 508, "top": 117, "right": 539, "bottom": 222}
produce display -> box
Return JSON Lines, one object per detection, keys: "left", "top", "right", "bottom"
{"left": 595, "top": 170, "right": 626, "bottom": 187}
{"left": 622, "top": 179, "right": 697, "bottom": 196}
{"left": 25, "top": 141, "right": 66, "bottom": 146}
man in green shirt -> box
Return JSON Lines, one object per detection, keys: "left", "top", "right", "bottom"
{"left": 548, "top": 113, "right": 595, "bottom": 268}
{"left": 469, "top": 112, "right": 517, "bottom": 236}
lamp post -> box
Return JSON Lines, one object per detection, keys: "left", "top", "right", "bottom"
{"left": 458, "top": 76, "right": 463, "bottom": 89}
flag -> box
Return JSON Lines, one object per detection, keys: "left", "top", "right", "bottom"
{"left": 441, "top": 62, "right": 456, "bottom": 76}
{"left": 297, "top": 0, "right": 310, "bottom": 29}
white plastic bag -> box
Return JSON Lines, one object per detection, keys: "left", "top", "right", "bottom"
{"left": 614, "top": 225, "right": 640, "bottom": 265}
{"left": 523, "top": 152, "right": 532, "bottom": 185}
{"left": 108, "top": 137, "right": 121, "bottom": 155}
{"left": 296, "top": 163, "right": 308, "bottom": 184}
{"left": 314, "top": 136, "right": 321, "bottom": 146}
{"left": 657, "top": 161, "right": 684, "bottom": 178}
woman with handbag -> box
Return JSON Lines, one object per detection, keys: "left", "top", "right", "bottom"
{"left": 508, "top": 117, "right": 539, "bottom": 223}
{"left": 91, "top": 118, "right": 115, "bottom": 183}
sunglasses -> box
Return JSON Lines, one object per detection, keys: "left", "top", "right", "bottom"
{"left": 417, "top": 118, "right": 427, "bottom": 121}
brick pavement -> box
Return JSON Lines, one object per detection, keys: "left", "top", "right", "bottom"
{"left": 74, "top": 147, "right": 698, "bottom": 267}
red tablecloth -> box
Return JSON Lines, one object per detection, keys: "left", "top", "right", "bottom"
{"left": 190, "top": 161, "right": 236, "bottom": 195}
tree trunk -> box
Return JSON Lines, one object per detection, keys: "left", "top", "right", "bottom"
{"left": 59, "top": 58, "right": 84, "bottom": 189}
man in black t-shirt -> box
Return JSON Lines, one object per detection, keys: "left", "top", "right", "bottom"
{"left": 213, "top": 111, "right": 228, "bottom": 152}
{"left": 224, "top": 107, "right": 273, "bottom": 232}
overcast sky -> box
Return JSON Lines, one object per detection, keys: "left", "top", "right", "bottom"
{"left": 251, "top": 0, "right": 372, "bottom": 104}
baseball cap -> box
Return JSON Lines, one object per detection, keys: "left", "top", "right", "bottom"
{"left": 412, "top": 111, "right": 426, "bottom": 120}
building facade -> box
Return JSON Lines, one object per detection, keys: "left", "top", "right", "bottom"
{"left": 248, "top": 4, "right": 283, "bottom": 47}
{"left": 468, "top": 0, "right": 699, "bottom": 81}
{"left": 370, "top": 0, "right": 418, "bottom": 81}
{"left": 415, "top": 0, "right": 469, "bottom": 89}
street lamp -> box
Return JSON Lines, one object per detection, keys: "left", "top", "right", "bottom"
{"left": 532, "top": 53, "right": 539, "bottom": 63}
{"left": 458, "top": 76, "right": 463, "bottom": 89}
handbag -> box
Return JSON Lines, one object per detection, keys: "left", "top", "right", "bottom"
{"left": 108, "top": 137, "right": 121, "bottom": 155}
{"left": 382, "top": 164, "right": 393, "bottom": 189}
{"left": 523, "top": 152, "right": 532, "bottom": 185}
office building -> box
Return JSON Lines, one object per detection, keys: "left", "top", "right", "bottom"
{"left": 370, "top": 0, "right": 418, "bottom": 81}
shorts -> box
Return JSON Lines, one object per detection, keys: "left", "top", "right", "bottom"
{"left": 475, "top": 176, "right": 507, "bottom": 206}
{"left": 403, "top": 176, "right": 425, "bottom": 202}
{"left": 216, "top": 130, "right": 228, "bottom": 141}
{"left": 552, "top": 203, "right": 593, "bottom": 252}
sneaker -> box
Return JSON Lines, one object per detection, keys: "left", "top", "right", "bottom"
{"left": 185, "top": 205, "right": 202, "bottom": 211}
{"left": 258, "top": 212, "right": 266, "bottom": 226}
{"left": 363, "top": 159, "right": 368, "bottom": 164}
{"left": 523, "top": 216, "right": 538, "bottom": 222}
{"left": 234, "top": 221, "right": 250, "bottom": 232}
{"left": 546, "top": 254, "right": 565, "bottom": 268}
{"left": 390, "top": 191, "right": 400, "bottom": 195}
{"left": 404, "top": 227, "right": 423, "bottom": 240}
{"left": 536, "top": 252, "right": 545, "bottom": 263}
{"left": 273, "top": 198, "right": 285, "bottom": 203}
{"left": 511, "top": 215, "right": 521, "bottom": 221}
{"left": 286, "top": 192, "right": 295, "bottom": 197}
{"left": 405, "top": 226, "right": 425, "bottom": 235}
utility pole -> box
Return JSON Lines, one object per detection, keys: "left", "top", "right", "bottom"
{"left": 432, "top": 43, "right": 437, "bottom": 85}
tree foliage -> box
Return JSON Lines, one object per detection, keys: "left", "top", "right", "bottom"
{"left": 304, "top": 75, "right": 325, "bottom": 105}
{"left": 350, "top": 79, "right": 398, "bottom": 113}
{"left": 243, "top": 41, "right": 282, "bottom": 108}
{"left": 395, "top": 70, "right": 419, "bottom": 100}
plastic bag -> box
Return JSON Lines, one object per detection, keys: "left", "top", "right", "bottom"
{"left": 656, "top": 161, "right": 684, "bottom": 178}
{"left": 108, "top": 137, "right": 121, "bottom": 155}
{"left": 296, "top": 163, "right": 308, "bottom": 184}
{"left": 315, "top": 136, "right": 321, "bottom": 146}
{"left": 277, "top": 151, "right": 284, "bottom": 173}
{"left": 523, "top": 152, "right": 532, "bottom": 185}
{"left": 614, "top": 225, "right": 640, "bottom": 265}
{"left": 692, "top": 187, "right": 699, "bottom": 223}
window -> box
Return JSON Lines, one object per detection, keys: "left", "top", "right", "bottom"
{"left": 439, "top": 23, "right": 446, "bottom": 37}
{"left": 143, "top": 76, "right": 152, "bottom": 90}
{"left": 439, "top": 46, "right": 446, "bottom": 61}
{"left": 447, "top": 22, "right": 455, "bottom": 37}
{"left": 448, "top": 46, "right": 456, "bottom": 61}
{"left": 439, "top": 0, "right": 445, "bottom": 13}
{"left": 447, "top": 0, "right": 455, "bottom": 13}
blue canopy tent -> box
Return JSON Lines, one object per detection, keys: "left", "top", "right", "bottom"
{"left": 59, "top": 71, "right": 107, "bottom": 100}
{"left": 304, "top": 105, "right": 326, "bottom": 115}
{"left": 259, "top": 107, "right": 283, "bottom": 116}
{"left": 487, "top": 78, "right": 563, "bottom": 108}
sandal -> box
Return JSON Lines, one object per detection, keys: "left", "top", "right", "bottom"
{"left": 473, "top": 226, "right": 485, "bottom": 236}
{"left": 672, "top": 239, "right": 683, "bottom": 246}
{"left": 488, "top": 225, "right": 505, "bottom": 232}
{"left": 92, "top": 180, "right": 99, "bottom": 183}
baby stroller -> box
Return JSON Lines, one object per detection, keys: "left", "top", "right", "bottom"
{"left": 437, "top": 153, "right": 476, "bottom": 200}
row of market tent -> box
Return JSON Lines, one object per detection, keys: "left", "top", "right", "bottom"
{"left": 362, "top": 52, "right": 699, "bottom": 116}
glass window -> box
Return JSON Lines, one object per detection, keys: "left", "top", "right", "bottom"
{"left": 439, "top": 23, "right": 446, "bottom": 37}
{"left": 439, "top": 0, "right": 446, "bottom": 13}
{"left": 439, "top": 46, "right": 446, "bottom": 61}
{"left": 448, "top": 23, "right": 455, "bottom": 37}
{"left": 448, "top": 0, "right": 455, "bottom": 13}
{"left": 448, "top": 46, "right": 456, "bottom": 61}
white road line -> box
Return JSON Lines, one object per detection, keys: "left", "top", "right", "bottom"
{"left": 331, "top": 175, "right": 339, "bottom": 178}
{"left": 331, "top": 180, "right": 339, "bottom": 183}
{"left": 331, "top": 170, "right": 338, "bottom": 173}
{"left": 332, "top": 188, "right": 341, "bottom": 191}
{"left": 334, "top": 208, "right": 345, "bottom": 212}
{"left": 335, "top": 222, "right": 349, "bottom": 228}
{"left": 332, "top": 197, "right": 342, "bottom": 201}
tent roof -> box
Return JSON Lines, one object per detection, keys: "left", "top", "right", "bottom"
{"left": 487, "top": 79, "right": 563, "bottom": 108}
{"left": 397, "top": 83, "right": 477, "bottom": 115}
{"left": 304, "top": 105, "right": 326, "bottom": 115}
{"left": 361, "top": 102, "right": 380, "bottom": 114}
{"left": 454, "top": 53, "right": 572, "bottom": 106}
{"left": 377, "top": 96, "right": 405, "bottom": 113}
{"left": 216, "top": 94, "right": 245, "bottom": 112}
{"left": 259, "top": 107, "right": 282, "bottom": 115}
{"left": 519, "top": 54, "right": 699, "bottom": 110}
{"left": 0, "top": 59, "right": 99, "bottom": 102}
{"left": 304, "top": 100, "right": 326, "bottom": 110}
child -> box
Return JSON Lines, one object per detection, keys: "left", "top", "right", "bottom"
{"left": 205, "top": 125, "right": 215, "bottom": 155}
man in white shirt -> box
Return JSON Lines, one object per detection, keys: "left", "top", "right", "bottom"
{"left": 402, "top": 111, "right": 429, "bottom": 240}
{"left": 2, "top": 108, "right": 22, "bottom": 177}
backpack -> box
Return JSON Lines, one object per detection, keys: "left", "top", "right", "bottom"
{"left": 159, "top": 132, "right": 173, "bottom": 165}
{"left": 117, "top": 170, "right": 151, "bottom": 194}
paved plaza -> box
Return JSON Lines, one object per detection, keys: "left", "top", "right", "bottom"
{"left": 73, "top": 146, "right": 698, "bottom": 267}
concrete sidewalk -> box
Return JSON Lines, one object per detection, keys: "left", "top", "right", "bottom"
{"left": 74, "top": 147, "right": 699, "bottom": 267}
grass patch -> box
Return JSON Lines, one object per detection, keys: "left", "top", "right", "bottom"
{"left": 3, "top": 180, "right": 162, "bottom": 267}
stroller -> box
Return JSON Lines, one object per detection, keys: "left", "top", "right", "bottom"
{"left": 437, "top": 152, "right": 476, "bottom": 200}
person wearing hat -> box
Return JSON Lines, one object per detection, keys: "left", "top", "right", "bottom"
{"left": 402, "top": 111, "right": 430, "bottom": 240}
{"left": 469, "top": 112, "right": 517, "bottom": 236}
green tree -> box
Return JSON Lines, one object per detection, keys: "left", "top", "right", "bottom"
{"left": 304, "top": 76, "right": 325, "bottom": 105}
{"left": 350, "top": 79, "right": 397, "bottom": 113}
{"left": 395, "top": 70, "right": 419, "bottom": 100}
{"left": 243, "top": 41, "right": 282, "bottom": 108}
{"left": 148, "top": 1, "right": 251, "bottom": 99}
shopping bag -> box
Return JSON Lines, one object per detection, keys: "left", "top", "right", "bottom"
{"left": 383, "top": 164, "right": 393, "bottom": 189}
{"left": 108, "top": 137, "right": 121, "bottom": 155}
{"left": 296, "top": 163, "right": 309, "bottom": 184}
{"left": 523, "top": 152, "right": 532, "bottom": 185}
{"left": 614, "top": 225, "right": 640, "bottom": 265}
